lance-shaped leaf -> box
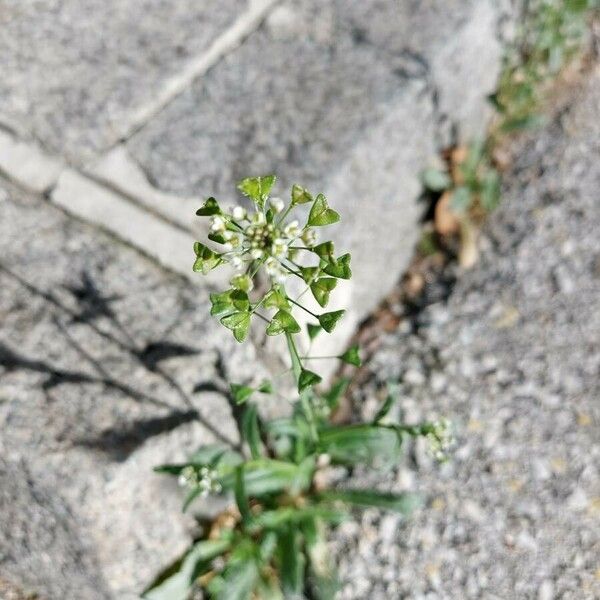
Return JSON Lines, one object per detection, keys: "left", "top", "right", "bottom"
{"left": 195, "top": 197, "right": 221, "bottom": 216}
{"left": 142, "top": 539, "right": 230, "bottom": 600}
{"left": 221, "top": 311, "right": 251, "bottom": 342}
{"left": 234, "top": 465, "right": 252, "bottom": 524}
{"left": 291, "top": 184, "right": 313, "bottom": 205}
{"left": 421, "top": 168, "right": 451, "bottom": 192}
{"left": 318, "top": 489, "right": 422, "bottom": 515}
{"left": 308, "top": 194, "right": 340, "bottom": 227}
{"left": 318, "top": 310, "right": 345, "bottom": 333}
{"left": 310, "top": 277, "right": 337, "bottom": 308}
{"left": 339, "top": 345, "right": 361, "bottom": 366}
{"left": 318, "top": 424, "right": 402, "bottom": 466}
{"left": 237, "top": 175, "right": 276, "bottom": 210}
{"left": 242, "top": 403, "right": 263, "bottom": 459}
{"left": 266, "top": 310, "right": 301, "bottom": 336}
{"left": 279, "top": 527, "right": 305, "bottom": 597}
{"left": 193, "top": 242, "right": 222, "bottom": 274}
{"left": 323, "top": 253, "right": 351, "bottom": 279}
{"left": 219, "top": 459, "right": 308, "bottom": 496}
{"left": 298, "top": 368, "right": 322, "bottom": 392}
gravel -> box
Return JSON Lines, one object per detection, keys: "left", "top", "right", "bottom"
{"left": 331, "top": 66, "right": 600, "bottom": 599}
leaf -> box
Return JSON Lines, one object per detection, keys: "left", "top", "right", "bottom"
{"left": 310, "top": 278, "right": 337, "bottom": 308}
{"left": 449, "top": 186, "right": 472, "bottom": 214}
{"left": 211, "top": 559, "right": 260, "bottom": 600}
{"left": 219, "top": 459, "right": 306, "bottom": 496}
{"left": 308, "top": 194, "right": 340, "bottom": 227}
{"left": 322, "top": 378, "right": 349, "bottom": 411}
{"left": 195, "top": 197, "right": 221, "bottom": 216}
{"left": 230, "top": 383, "right": 254, "bottom": 405}
{"left": 323, "top": 254, "right": 351, "bottom": 279}
{"left": 291, "top": 184, "right": 313, "bottom": 205}
{"left": 480, "top": 170, "right": 501, "bottom": 212}
{"left": 279, "top": 527, "right": 305, "bottom": 596}
{"left": 230, "top": 290, "right": 250, "bottom": 311}
{"left": 372, "top": 389, "right": 396, "bottom": 424}
{"left": 210, "top": 290, "right": 235, "bottom": 316}
{"left": 263, "top": 287, "right": 290, "bottom": 310}
{"left": 230, "top": 274, "right": 252, "bottom": 292}
{"left": 258, "top": 380, "right": 273, "bottom": 393}
{"left": 192, "top": 242, "right": 222, "bottom": 274}
{"left": 318, "top": 425, "right": 402, "bottom": 466}
{"left": 242, "top": 403, "right": 262, "bottom": 459}
{"left": 234, "top": 466, "right": 252, "bottom": 524}
{"left": 318, "top": 489, "right": 422, "bottom": 515}
{"left": 421, "top": 168, "right": 451, "bottom": 192}
{"left": 339, "top": 345, "right": 361, "bottom": 366}
{"left": 142, "top": 539, "right": 230, "bottom": 600}
{"left": 307, "top": 323, "right": 322, "bottom": 341}
{"left": 303, "top": 519, "right": 339, "bottom": 600}
{"left": 318, "top": 310, "right": 345, "bottom": 333}
{"left": 312, "top": 241, "right": 336, "bottom": 263}
{"left": 298, "top": 369, "right": 322, "bottom": 393}
{"left": 208, "top": 232, "right": 228, "bottom": 244}
{"left": 237, "top": 176, "right": 276, "bottom": 210}
{"left": 266, "top": 310, "right": 301, "bottom": 336}
{"left": 299, "top": 266, "right": 319, "bottom": 284}
{"left": 250, "top": 505, "right": 344, "bottom": 531}
{"left": 221, "top": 311, "right": 251, "bottom": 343}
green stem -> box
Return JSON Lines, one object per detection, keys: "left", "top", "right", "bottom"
{"left": 288, "top": 297, "right": 318, "bottom": 318}
{"left": 276, "top": 204, "right": 293, "bottom": 227}
{"left": 285, "top": 332, "right": 318, "bottom": 443}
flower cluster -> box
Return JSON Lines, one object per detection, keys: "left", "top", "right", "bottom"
{"left": 426, "top": 417, "right": 454, "bottom": 462}
{"left": 178, "top": 465, "right": 222, "bottom": 497}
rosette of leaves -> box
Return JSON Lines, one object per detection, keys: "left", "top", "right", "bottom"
{"left": 145, "top": 178, "right": 451, "bottom": 599}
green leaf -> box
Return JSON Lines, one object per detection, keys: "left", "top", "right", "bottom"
{"left": 323, "top": 253, "right": 351, "bottom": 279}
{"left": 279, "top": 527, "right": 305, "bottom": 596}
{"left": 210, "top": 290, "right": 235, "bottom": 316}
{"left": 208, "top": 232, "right": 228, "bottom": 244}
{"left": 220, "top": 459, "right": 306, "bottom": 496}
{"left": 318, "top": 489, "right": 422, "bottom": 515}
{"left": 308, "top": 194, "right": 340, "bottom": 227}
{"left": 318, "top": 310, "right": 345, "bottom": 333}
{"left": 421, "top": 168, "right": 451, "bottom": 192}
{"left": 299, "top": 266, "right": 319, "bottom": 284}
{"left": 231, "top": 289, "right": 250, "bottom": 311}
{"left": 237, "top": 175, "right": 276, "bottom": 210}
{"left": 211, "top": 559, "right": 260, "bottom": 600}
{"left": 318, "top": 425, "right": 402, "bottom": 466}
{"left": 312, "top": 241, "right": 336, "bottom": 263}
{"left": 258, "top": 380, "right": 273, "bottom": 393}
{"left": 142, "top": 539, "right": 230, "bottom": 600}
{"left": 230, "top": 383, "right": 254, "bottom": 405}
{"left": 310, "top": 278, "right": 337, "bottom": 308}
{"left": 242, "top": 403, "right": 262, "bottom": 459}
{"left": 449, "top": 186, "right": 471, "bottom": 214}
{"left": 307, "top": 323, "right": 322, "bottom": 341}
{"left": 192, "top": 242, "right": 222, "bottom": 274}
{"left": 303, "top": 519, "right": 339, "bottom": 600}
{"left": 230, "top": 274, "right": 252, "bottom": 292}
{"left": 339, "top": 345, "right": 361, "bottom": 366}
{"left": 291, "top": 184, "right": 313, "bottom": 205}
{"left": 372, "top": 389, "right": 396, "bottom": 424}
{"left": 234, "top": 465, "right": 252, "bottom": 524}
{"left": 266, "top": 310, "right": 301, "bottom": 336}
{"left": 480, "top": 170, "right": 501, "bottom": 212}
{"left": 263, "top": 287, "right": 290, "bottom": 310}
{"left": 322, "top": 378, "right": 349, "bottom": 410}
{"left": 250, "top": 505, "right": 344, "bottom": 531}
{"left": 195, "top": 197, "right": 221, "bottom": 216}
{"left": 298, "top": 369, "right": 322, "bottom": 393}
{"left": 221, "top": 311, "right": 251, "bottom": 342}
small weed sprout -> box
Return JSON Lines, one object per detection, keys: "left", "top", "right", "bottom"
{"left": 144, "top": 177, "right": 449, "bottom": 600}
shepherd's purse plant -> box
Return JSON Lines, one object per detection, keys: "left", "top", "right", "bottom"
{"left": 144, "top": 176, "right": 451, "bottom": 600}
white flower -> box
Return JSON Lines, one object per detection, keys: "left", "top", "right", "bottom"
{"left": 251, "top": 248, "right": 264, "bottom": 260}
{"left": 252, "top": 212, "right": 266, "bottom": 225}
{"left": 302, "top": 228, "right": 317, "bottom": 247}
{"left": 272, "top": 238, "right": 288, "bottom": 259}
{"left": 210, "top": 216, "right": 226, "bottom": 232}
{"left": 284, "top": 220, "right": 301, "bottom": 239}
{"left": 270, "top": 197, "right": 285, "bottom": 213}
{"left": 230, "top": 255, "right": 244, "bottom": 270}
{"left": 232, "top": 206, "right": 247, "bottom": 220}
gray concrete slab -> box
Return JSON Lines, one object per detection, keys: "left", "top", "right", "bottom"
{"left": 0, "top": 178, "right": 266, "bottom": 597}
{"left": 0, "top": 0, "right": 246, "bottom": 161}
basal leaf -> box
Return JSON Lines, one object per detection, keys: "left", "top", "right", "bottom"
{"left": 308, "top": 194, "right": 340, "bottom": 227}
{"left": 242, "top": 403, "right": 263, "bottom": 459}
{"left": 318, "top": 489, "right": 422, "bottom": 515}
{"left": 318, "top": 310, "right": 345, "bottom": 333}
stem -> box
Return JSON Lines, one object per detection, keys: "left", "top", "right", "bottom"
{"left": 285, "top": 333, "right": 318, "bottom": 442}
{"left": 276, "top": 203, "right": 293, "bottom": 226}
{"left": 300, "top": 356, "right": 337, "bottom": 360}
{"left": 288, "top": 297, "right": 318, "bottom": 318}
